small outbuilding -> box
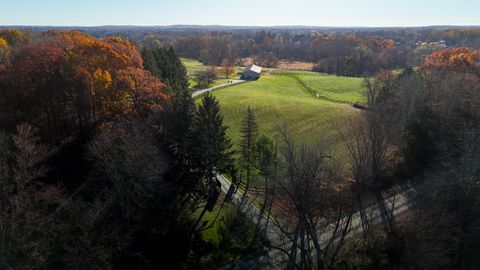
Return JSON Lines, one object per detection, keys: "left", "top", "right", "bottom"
{"left": 241, "top": 64, "right": 262, "bottom": 80}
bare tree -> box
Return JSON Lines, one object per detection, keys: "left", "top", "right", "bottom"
{"left": 340, "top": 111, "right": 392, "bottom": 240}
{"left": 201, "top": 33, "right": 235, "bottom": 66}
{"left": 0, "top": 124, "right": 65, "bottom": 269}
{"left": 453, "top": 127, "right": 480, "bottom": 228}
{"left": 88, "top": 119, "right": 167, "bottom": 219}
{"left": 344, "top": 75, "right": 393, "bottom": 188}
{"left": 341, "top": 115, "right": 371, "bottom": 192}
{"left": 362, "top": 77, "right": 380, "bottom": 107}
{"left": 269, "top": 127, "right": 353, "bottom": 270}
{"left": 365, "top": 111, "right": 391, "bottom": 185}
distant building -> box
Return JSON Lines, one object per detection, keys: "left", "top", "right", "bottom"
{"left": 409, "top": 40, "right": 448, "bottom": 48}
{"left": 241, "top": 64, "right": 262, "bottom": 80}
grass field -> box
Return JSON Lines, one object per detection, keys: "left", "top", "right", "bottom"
{"left": 182, "top": 57, "right": 207, "bottom": 77}
{"left": 182, "top": 58, "right": 242, "bottom": 88}
{"left": 183, "top": 58, "right": 366, "bottom": 152}
{"left": 295, "top": 73, "right": 365, "bottom": 104}
{"left": 209, "top": 72, "right": 364, "bottom": 150}
{"left": 269, "top": 70, "right": 365, "bottom": 104}
{"left": 182, "top": 58, "right": 208, "bottom": 87}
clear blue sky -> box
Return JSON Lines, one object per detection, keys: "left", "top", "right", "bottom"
{"left": 2, "top": 0, "right": 479, "bottom": 27}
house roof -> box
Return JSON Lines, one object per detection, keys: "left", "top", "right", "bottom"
{"left": 245, "top": 64, "right": 262, "bottom": 74}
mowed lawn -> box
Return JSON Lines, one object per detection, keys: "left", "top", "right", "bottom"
{"left": 298, "top": 74, "right": 364, "bottom": 104}
{"left": 210, "top": 73, "right": 362, "bottom": 149}
{"left": 276, "top": 70, "right": 366, "bottom": 104}
{"left": 182, "top": 57, "right": 207, "bottom": 77}
{"left": 181, "top": 58, "right": 207, "bottom": 87}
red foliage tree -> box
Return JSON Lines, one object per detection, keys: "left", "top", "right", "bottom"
{"left": 0, "top": 30, "right": 166, "bottom": 142}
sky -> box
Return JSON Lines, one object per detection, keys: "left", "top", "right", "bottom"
{"left": 1, "top": 0, "right": 480, "bottom": 27}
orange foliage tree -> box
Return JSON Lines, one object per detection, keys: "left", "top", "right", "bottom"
{"left": 422, "top": 47, "right": 480, "bottom": 74}
{"left": 421, "top": 48, "right": 480, "bottom": 125}
{"left": 0, "top": 30, "right": 166, "bottom": 142}
{"left": 421, "top": 48, "right": 480, "bottom": 91}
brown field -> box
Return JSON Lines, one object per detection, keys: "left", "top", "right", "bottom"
{"left": 238, "top": 57, "right": 314, "bottom": 70}
{"left": 277, "top": 60, "right": 315, "bottom": 70}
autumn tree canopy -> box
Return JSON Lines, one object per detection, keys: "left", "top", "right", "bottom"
{"left": 0, "top": 30, "right": 167, "bottom": 142}
{"left": 422, "top": 47, "right": 480, "bottom": 74}
{"left": 421, "top": 48, "right": 480, "bottom": 107}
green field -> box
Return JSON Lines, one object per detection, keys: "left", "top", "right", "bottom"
{"left": 182, "top": 58, "right": 207, "bottom": 87}
{"left": 182, "top": 57, "right": 208, "bottom": 77}
{"left": 183, "top": 58, "right": 366, "bottom": 152}
{"left": 296, "top": 73, "right": 365, "bottom": 104}
{"left": 182, "top": 58, "right": 241, "bottom": 88}
{"left": 209, "top": 72, "right": 364, "bottom": 150}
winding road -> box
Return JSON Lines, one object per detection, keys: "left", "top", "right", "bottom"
{"left": 217, "top": 173, "right": 421, "bottom": 268}
{"left": 191, "top": 79, "right": 245, "bottom": 98}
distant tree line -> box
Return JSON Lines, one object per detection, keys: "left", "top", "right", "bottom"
{"left": 129, "top": 27, "right": 480, "bottom": 76}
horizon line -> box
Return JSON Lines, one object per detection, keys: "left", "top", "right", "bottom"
{"left": 1, "top": 24, "right": 480, "bottom": 29}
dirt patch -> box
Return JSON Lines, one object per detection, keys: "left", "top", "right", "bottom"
{"left": 238, "top": 58, "right": 314, "bottom": 71}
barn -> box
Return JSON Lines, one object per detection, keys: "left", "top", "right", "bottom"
{"left": 241, "top": 64, "right": 262, "bottom": 80}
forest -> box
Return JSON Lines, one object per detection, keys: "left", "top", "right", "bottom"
{"left": 0, "top": 26, "right": 480, "bottom": 270}
{"left": 51, "top": 25, "right": 480, "bottom": 75}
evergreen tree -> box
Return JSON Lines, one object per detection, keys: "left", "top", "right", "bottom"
{"left": 141, "top": 48, "right": 161, "bottom": 78}
{"left": 141, "top": 47, "right": 189, "bottom": 92}
{"left": 192, "top": 93, "right": 233, "bottom": 178}
{"left": 239, "top": 106, "right": 258, "bottom": 195}
{"left": 253, "top": 134, "right": 277, "bottom": 238}
{"left": 255, "top": 135, "right": 275, "bottom": 180}
{"left": 191, "top": 94, "right": 233, "bottom": 215}
{"left": 160, "top": 90, "right": 196, "bottom": 164}
{"left": 163, "top": 47, "right": 189, "bottom": 91}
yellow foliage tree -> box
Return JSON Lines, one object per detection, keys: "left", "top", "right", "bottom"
{"left": 0, "top": 37, "right": 11, "bottom": 63}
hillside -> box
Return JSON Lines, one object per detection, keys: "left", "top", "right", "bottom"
{"left": 182, "top": 57, "right": 365, "bottom": 149}
{"left": 209, "top": 71, "right": 364, "bottom": 149}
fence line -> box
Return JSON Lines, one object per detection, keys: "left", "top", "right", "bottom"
{"left": 192, "top": 80, "right": 247, "bottom": 99}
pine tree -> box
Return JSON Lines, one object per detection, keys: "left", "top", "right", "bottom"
{"left": 161, "top": 90, "right": 196, "bottom": 163}
{"left": 141, "top": 47, "right": 188, "bottom": 93}
{"left": 239, "top": 106, "right": 258, "bottom": 196}
{"left": 141, "top": 48, "right": 161, "bottom": 78}
{"left": 165, "top": 47, "right": 189, "bottom": 91}
{"left": 253, "top": 135, "right": 277, "bottom": 236}
{"left": 191, "top": 93, "right": 233, "bottom": 226}
{"left": 192, "top": 93, "right": 233, "bottom": 178}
